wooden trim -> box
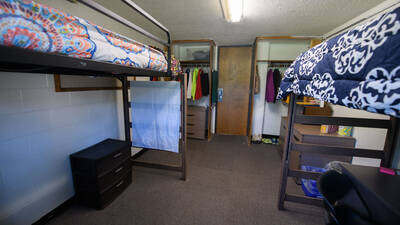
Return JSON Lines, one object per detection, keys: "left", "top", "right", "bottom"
{"left": 208, "top": 41, "right": 214, "bottom": 141}
{"left": 247, "top": 40, "right": 257, "bottom": 145}
{"left": 131, "top": 160, "right": 182, "bottom": 171}
{"left": 256, "top": 36, "right": 313, "bottom": 41}
{"left": 291, "top": 142, "right": 385, "bottom": 159}
{"left": 172, "top": 39, "right": 214, "bottom": 141}
{"left": 180, "top": 60, "right": 210, "bottom": 64}
{"left": 256, "top": 59, "right": 293, "bottom": 63}
{"left": 384, "top": 117, "right": 399, "bottom": 167}
{"left": 54, "top": 74, "right": 121, "bottom": 92}
{"left": 295, "top": 115, "right": 391, "bottom": 129}
{"left": 285, "top": 194, "right": 324, "bottom": 207}
{"left": 181, "top": 74, "right": 188, "bottom": 180}
{"left": 288, "top": 169, "right": 322, "bottom": 180}
{"left": 310, "top": 39, "right": 322, "bottom": 48}
{"left": 172, "top": 39, "right": 215, "bottom": 45}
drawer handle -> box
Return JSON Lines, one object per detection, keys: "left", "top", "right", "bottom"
{"left": 115, "top": 166, "right": 123, "bottom": 174}
{"left": 113, "top": 152, "right": 122, "bottom": 158}
{"left": 187, "top": 123, "right": 195, "bottom": 126}
{"left": 187, "top": 132, "right": 194, "bottom": 135}
{"left": 116, "top": 180, "right": 124, "bottom": 188}
{"left": 187, "top": 114, "right": 195, "bottom": 117}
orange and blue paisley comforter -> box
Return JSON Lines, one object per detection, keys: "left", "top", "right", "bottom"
{"left": 0, "top": 0, "right": 168, "bottom": 71}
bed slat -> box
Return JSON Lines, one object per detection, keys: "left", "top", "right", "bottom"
{"left": 285, "top": 194, "right": 324, "bottom": 207}
{"left": 291, "top": 142, "right": 385, "bottom": 159}
{"left": 295, "top": 115, "right": 391, "bottom": 129}
{"left": 287, "top": 169, "right": 322, "bottom": 180}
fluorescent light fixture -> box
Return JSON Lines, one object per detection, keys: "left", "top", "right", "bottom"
{"left": 220, "top": 0, "right": 243, "bottom": 23}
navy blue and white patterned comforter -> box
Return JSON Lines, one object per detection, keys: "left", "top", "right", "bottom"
{"left": 277, "top": 6, "right": 400, "bottom": 117}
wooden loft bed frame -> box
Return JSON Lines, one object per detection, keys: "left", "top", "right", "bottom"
{"left": 278, "top": 94, "right": 399, "bottom": 209}
{"left": 0, "top": 0, "right": 188, "bottom": 180}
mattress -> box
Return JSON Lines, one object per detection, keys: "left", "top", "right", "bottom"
{"left": 278, "top": 6, "right": 400, "bottom": 117}
{"left": 0, "top": 0, "right": 168, "bottom": 71}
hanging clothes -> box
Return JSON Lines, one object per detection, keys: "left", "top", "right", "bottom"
{"left": 211, "top": 70, "right": 219, "bottom": 103}
{"left": 273, "top": 69, "right": 281, "bottom": 103}
{"left": 186, "top": 69, "right": 192, "bottom": 99}
{"left": 201, "top": 72, "right": 209, "bottom": 96}
{"left": 254, "top": 66, "right": 260, "bottom": 94}
{"left": 191, "top": 68, "right": 199, "bottom": 100}
{"left": 195, "top": 69, "right": 203, "bottom": 100}
{"left": 265, "top": 69, "right": 275, "bottom": 103}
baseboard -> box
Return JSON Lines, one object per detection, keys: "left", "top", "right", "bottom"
{"left": 32, "top": 196, "right": 76, "bottom": 225}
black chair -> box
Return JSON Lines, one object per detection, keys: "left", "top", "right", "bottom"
{"left": 318, "top": 170, "right": 375, "bottom": 225}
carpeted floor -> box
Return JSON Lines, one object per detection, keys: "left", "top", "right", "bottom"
{"left": 47, "top": 135, "right": 324, "bottom": 225}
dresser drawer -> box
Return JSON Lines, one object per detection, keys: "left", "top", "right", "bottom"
{"left": 187, "top": 126, "right": 206, "bottom": 139}
{"left": 99, "top": 170, "right": 132, "bottom": 209}
{"left": 96, "top": 147, "right": 130, "bottom": 177}
{"left": 187, "top": 113, "right": 206, "bottom": 124}
{"left": 98, "top": 159, "right": 131, "bottom": 192}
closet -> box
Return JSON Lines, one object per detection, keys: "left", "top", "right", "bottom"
{"left": 249, "top": 37, "right": 317, "bottom": 142}
{"left": 172, "top": 40, "right": 216, "bottom": 140}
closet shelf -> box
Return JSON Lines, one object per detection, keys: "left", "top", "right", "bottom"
{"left": 256, "top": 59, "right": 293, "bottom": 63}
{"left": 180, "top": 60, "right": 210, "bottom": 64}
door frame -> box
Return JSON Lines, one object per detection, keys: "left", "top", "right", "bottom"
{"left": 216, "top": 45, "right": 254, "bottom": 138}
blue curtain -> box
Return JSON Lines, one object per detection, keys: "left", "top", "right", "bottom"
{"left": 130, "top": 81, "right": 180, "bottom": 153}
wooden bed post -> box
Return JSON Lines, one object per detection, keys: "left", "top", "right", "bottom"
{"left": 383, "top": 117, "right": 399, "bottom": 167}
{"left": 180, "top": 74, "right": 188, "bottom": 180}
{"left": 277, "top": 93, "right": 297, "bottom": 210}
{"left": 122, "top": 76, "right": 131, "bottom": 143}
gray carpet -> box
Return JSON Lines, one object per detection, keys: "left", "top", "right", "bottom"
{"left": 48, "top": 135, "right": 324, "bottom": 225}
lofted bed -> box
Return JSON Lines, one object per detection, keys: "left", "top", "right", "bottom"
{"left": 276, "top": 5, "right": 400, "bottom": 210}
{"left": 0, "top": 0, "right": 188, "bottom": 179}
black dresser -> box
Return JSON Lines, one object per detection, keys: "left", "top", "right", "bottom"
{"left": 70, "top": 139, "right": 132, "bottom": 209}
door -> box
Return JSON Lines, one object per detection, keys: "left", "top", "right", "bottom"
{"left": 217, "top": 46, "right": 253, "bottom": 136}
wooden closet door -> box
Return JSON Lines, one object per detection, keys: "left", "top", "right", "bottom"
{"left": 217, "top": 46, "right": 252, "bottom": 136}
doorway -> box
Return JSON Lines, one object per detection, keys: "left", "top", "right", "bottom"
{"left": 216, "top": 46, "right": 253, "bottom": 136}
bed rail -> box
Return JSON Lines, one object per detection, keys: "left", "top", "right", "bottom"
{"left": 77, "top": 0, "right": 172, "bottom": 75}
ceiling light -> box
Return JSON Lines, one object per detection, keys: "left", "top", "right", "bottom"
{"left": 220, "top": 0, "right": 243, "bottom": 23}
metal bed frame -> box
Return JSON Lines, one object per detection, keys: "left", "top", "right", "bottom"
{"left": 0, "top": 0, "right": 187, "bottom": 180}
{"left": 277, "top": 94, "right": 398, "bottom": 209}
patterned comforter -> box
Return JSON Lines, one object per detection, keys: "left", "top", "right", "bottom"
{"left": 278, "top": 6, "right": 400, "bottom": 118}
{"left": 0, "top": 0, "right": 168, "bottom": 71}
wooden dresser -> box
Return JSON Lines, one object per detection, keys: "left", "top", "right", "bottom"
{"left": 187, "top": 106, "right": 208, "bottom": 139}
{"left": 280, "top": 117, "right": 356, "bottom": 169}
{"left": 70, "top": 139, "right": 131, "bottom": 209}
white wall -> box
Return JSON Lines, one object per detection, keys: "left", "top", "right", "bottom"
{"left": 331, "top": 105, "right": 389, "bottom": 167}
{"left": 0, "top": 74, "right": 119, "bottom": 225}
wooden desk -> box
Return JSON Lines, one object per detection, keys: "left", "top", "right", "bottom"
{"left": 279, "top": 117, "right": 356, "bottom": 169}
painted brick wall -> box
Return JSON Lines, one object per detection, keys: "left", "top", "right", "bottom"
{"left": 0, "top": 73, "right": 119, "bottom": 224}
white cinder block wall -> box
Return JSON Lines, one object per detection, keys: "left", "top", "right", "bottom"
{"left": 0, "top": 73, "right": 119, "bottom": 225}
